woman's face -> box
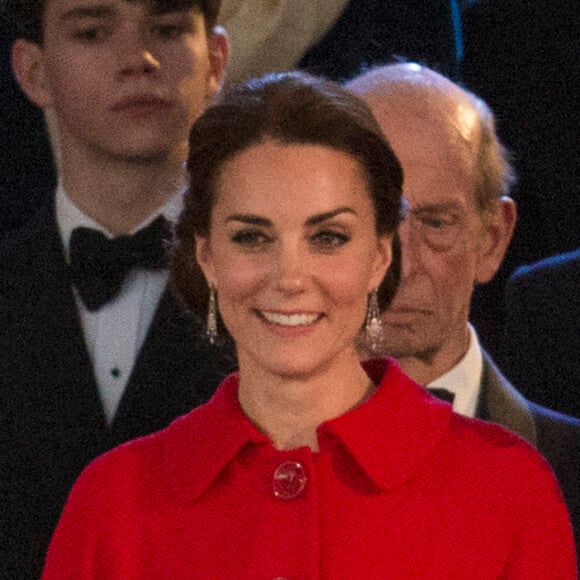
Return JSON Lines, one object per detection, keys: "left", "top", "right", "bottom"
{"left": 196, "top": 141, "right": 392, "bottom": 380}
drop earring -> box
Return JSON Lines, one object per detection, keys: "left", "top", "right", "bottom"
{"left": 365, "top": 289, "right": 382, "bottom": 354}
{"left": 207, "top": 285, "right": 218, "bottom": 344}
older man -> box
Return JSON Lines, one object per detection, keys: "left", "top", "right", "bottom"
{"left": 347, "top": 63, "right": 579, "bottom": 556}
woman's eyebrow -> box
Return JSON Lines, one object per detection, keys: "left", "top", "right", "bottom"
{"left": 305, "top": 207, "right": 356, "bottom": 226}
{"left": 225, "top": 214, "right": 272, "bottom": 226}
{"left": 225, "top": 208, "right": 357, "bottom": 227}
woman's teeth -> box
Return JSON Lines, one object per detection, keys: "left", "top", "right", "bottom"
{"left": 261, "top": 312, "right": 320, "bottom": 326}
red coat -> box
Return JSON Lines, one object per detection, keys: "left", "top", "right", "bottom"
{"left": 43, "top": 359, "right": 576, "bottom": 579}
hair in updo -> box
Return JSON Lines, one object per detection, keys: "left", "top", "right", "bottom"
{"left": 172, "top": 71, "right": 403, "bottom": 329}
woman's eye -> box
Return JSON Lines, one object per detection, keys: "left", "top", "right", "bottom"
{"left": 312, "top": 231, "right": 350, "bottom": 250}
{"left": 231, "top": 230, "right": 272, "bottom": 248}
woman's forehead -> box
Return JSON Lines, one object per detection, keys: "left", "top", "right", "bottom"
{"left": 212, "top": 142, "right": 375, "bottom": 218}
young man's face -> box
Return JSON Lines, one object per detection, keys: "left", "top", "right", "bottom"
{"left": 17, "top": 0, "right": 227, "bottom": 163}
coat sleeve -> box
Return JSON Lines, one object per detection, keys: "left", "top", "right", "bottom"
{"left": 42, "top": 448, "right": 142, "bottom": 580}
{"left": 500, "top": 444, "right": 577, "bottom": 578}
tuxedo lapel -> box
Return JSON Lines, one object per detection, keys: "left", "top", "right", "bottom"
{"left": 111, "top": 289, "right": 197, "bottom": 441}
{"left": 476, "top": 350, "right": 537, "bottom": 446}
{"left": 111, "top": 286, "right": 237, "bottom": 443}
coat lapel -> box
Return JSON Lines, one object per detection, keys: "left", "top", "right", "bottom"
{"left": 476, "top": 350, "right": 537, "bottom": 446}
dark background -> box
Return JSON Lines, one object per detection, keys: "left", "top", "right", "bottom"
{"left": 0, "top": 14, "right": 56, "bottom": 234}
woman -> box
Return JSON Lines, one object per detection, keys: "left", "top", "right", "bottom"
{"left": 43, "top": 73, "right": 576, "bottom": 578}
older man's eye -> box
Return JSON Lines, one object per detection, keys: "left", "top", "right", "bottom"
{"left": 420, "top": 215, "right": 456, "bottom": 230}
{"left": 414, "top": 214, "right": 461, "bottom": 250}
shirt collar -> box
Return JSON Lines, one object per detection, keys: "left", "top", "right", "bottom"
{"left": 427, "top": 324, "right": 483, "bottom": 417}
{"left": 55, "top": 184, "right": 184, "bottom": 261}
{"left": 163, "top": 359, "right": 453, "bottom": 503}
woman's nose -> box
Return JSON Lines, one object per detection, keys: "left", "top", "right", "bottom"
{"left": 274, "top": 246, "right": 307, "bottom": 295}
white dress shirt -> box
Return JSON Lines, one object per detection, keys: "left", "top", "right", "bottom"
{"left": 56, "top": 186, "right": 183, "bottom": 425}
{"left": 427, "top": 324, "right": 483, "bottom": 418}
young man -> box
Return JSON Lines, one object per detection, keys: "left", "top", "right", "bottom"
{"left": 347, "top": 63, "right": 580, "bottom": 560}
{"left": 1, "top": 1, "right": 230, "bottom": 576}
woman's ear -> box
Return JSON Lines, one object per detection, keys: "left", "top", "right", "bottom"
{"left": 11, "top": 39, "right": 54, "bottom": 108}
{"left": 475, "top": 197, "right": 517, "bottom": 284}
{"left": 195, "top": 235, "right": 216, "bottom": 287}
{"left": 370, "top": 234, "right": 393, "bottom": 291}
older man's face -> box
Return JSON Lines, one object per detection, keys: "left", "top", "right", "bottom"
{"left": 368, "top": 98, "right": 491, "bottom": 369}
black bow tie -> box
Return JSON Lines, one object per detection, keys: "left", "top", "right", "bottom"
{"left": 68, "top": 216, "right": 171, "bottom": 311}
{"left": 429, "top": 388, "right": 455, "bottom": 404}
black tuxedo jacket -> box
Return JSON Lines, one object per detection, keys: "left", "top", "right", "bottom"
{"left": 477, "top": 351, "right": 580, "bottom": 560}
{"left": 499, "top": 249, "right": 580, "bottom": 418}
{"left": 0, "top": 203, "right": 237, "bottom": 578}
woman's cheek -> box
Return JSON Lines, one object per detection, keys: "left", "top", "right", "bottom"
{"left": 216, "top": 256, "right": 270, "bottom": 298}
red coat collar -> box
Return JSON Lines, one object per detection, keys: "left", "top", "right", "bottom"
{"left": 163, "top": 359, "right": 453, "bottom": 503}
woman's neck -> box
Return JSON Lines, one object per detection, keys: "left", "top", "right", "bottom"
{"left": 238, "top": 353, "right": 375, "bottom": 451}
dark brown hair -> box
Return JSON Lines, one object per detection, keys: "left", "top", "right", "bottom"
{"left": 172, "top": 71, "right": 403, "bottom": 330}
{"left": 3, "top": 0, "right": 222, "bottom": 45}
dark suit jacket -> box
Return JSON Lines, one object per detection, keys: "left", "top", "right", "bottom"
{"left": 0, "top": 202, "right": 237, "bottom": 578}
{"left": 477, "top": 351, "right": 580, "bottom": 559}
{"left": 499, "top": 249, "right": 580, "bottom": 418}
{"left": 298, "top": 0, "right": 463, "bottom": 82}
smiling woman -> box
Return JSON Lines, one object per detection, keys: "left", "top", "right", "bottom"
{"left": 42, "top": 72, "right": 576, "bottom": 578}
{"left": 196, "top": 141, "right": 392, "bottom": 404}
{"left": 174, "top": 71, "right": 403, "bottom": 325}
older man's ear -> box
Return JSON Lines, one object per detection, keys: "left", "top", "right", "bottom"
{"left": 475, "top": 196, "right": 517, "bottom": 284}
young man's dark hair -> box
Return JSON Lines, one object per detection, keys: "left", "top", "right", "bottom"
{"left": 4, "top": 0, "right": 222, "bottom": 44}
